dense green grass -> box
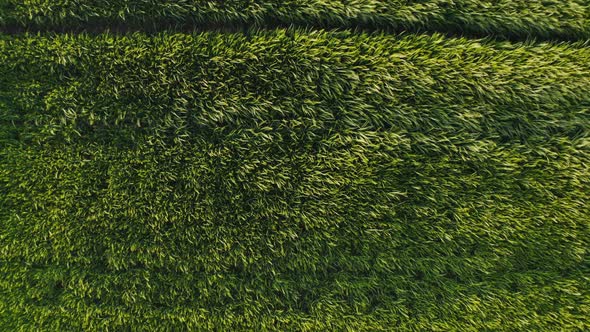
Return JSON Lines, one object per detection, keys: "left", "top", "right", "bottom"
{"left": 1, "top": 30, "right": 589, "bottom": 330}
{"left": 1, "top": 1, "right": 590, "bottom": 40}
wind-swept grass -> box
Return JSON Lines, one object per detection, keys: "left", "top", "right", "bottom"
{"left": 1, "top": 30, "right": 589, "bottom": 330}
{"left": 0, "top": 1, "right": 589, "bottom": 40}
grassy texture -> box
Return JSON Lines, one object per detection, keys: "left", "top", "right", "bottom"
{"left": 1, "top": 30, "right": 589, "bottom": 330}
{"left": 0, "top": 1, "right": 590, "bottom": 40}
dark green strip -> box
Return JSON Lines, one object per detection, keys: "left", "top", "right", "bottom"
{"left": 1, "top": 1, "right": 590, "bottom": 41}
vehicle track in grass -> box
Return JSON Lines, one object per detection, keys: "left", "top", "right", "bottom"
{"left": 1, "top": 20, "right": 588, "bottom": 44}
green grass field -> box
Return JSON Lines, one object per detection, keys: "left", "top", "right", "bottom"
{"left": 1, "top": 2, "right": 590, "bottom": 331}
{"left": 1, "top": 1, "right": 590, "bottom": 40}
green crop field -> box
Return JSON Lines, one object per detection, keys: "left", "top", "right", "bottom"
{"left": 1, "top": 2, "right": 589, "bottom": 331}
{"left": 1, "top": 1, "right": 590, "bottom": 40}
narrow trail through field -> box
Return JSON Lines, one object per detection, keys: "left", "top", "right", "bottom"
{"left": 1, "top": 21, "right": 587, "bottom": 44}
{"left": 1, "top": 1, "right": 589, "bottom": 42}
